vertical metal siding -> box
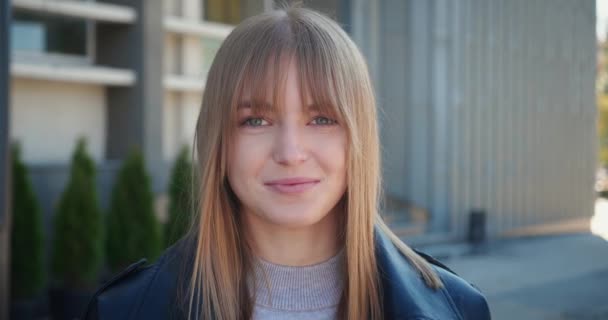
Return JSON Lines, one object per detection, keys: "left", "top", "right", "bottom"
{"left": 368, "top": 0, "right": 595, "bottom": 239}
{"left": 444, "top": 0, "right": 596, "bottom": 237}
{"left": 391, "top": 0, "right": 596, "bottom": 239}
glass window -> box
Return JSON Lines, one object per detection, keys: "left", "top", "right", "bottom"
{"left": 201, "top": 37, "right": 223, "bottom": 75}
{"left": 11, "top": 10, "right": 87, "bottom": 56}
{"left": 203, "top": 0, "right": 349, "bottom": 30}
{"left": 204, "top": 0, "right": 265, "bottom": 25}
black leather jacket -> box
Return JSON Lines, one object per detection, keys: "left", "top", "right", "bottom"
{"left": 83, "top": 229, "right": 491, "bottom": 319}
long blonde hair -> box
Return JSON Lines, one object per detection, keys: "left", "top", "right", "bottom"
{"left": 185, "top": 6, "right": 442, "bottom": 320}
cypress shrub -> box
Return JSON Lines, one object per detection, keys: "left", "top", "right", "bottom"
{"left": 106, "top": 149, "right": 161, "bottom": 273}
{"left": 51, "top": 138, "right": 103, "bottom": 289}
{"left": 10, "top": 143, "right": 45, "bottom": 299}
{"left": 165, "top": 145, "right": 196, "bottom": 248}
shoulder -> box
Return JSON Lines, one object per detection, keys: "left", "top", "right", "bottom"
{"left": 415, "top": 249, "right": 491, "bottom": 320}
{"left": 375, "top": 228, "right": 491, "bottom": 319}
{"left": 82, "top": 241, "right": 190, "bottom": 320}
{"left": 82, "top": 258, "right": 161, "bottom": 320}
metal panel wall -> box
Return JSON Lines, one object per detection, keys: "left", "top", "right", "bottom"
{"left": 439, "top": 0, "right": 596, "bottom": 238}
{"left": 375, "top": 0, "right": 596, "bottom": 239}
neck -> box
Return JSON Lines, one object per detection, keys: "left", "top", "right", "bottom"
{"left": 243, "top": 208, "right": 342, "bottom": 266}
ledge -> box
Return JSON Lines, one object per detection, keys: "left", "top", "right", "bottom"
{"left": 164, "top": 74, "right": 205, "bottom": 92}
{"left": 164, "top": 16, "right": 232, "bottom": 40}
{"left": 11, "top": 62, "right": 136, "bottom": 86}
{"left": 12, "top": 0, "right": 136, "bottom": 24}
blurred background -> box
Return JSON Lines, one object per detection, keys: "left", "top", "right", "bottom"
{"left": 0, "top": 0, "right": 603, "bottom": 319}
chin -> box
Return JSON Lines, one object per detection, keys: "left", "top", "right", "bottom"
{"left": 263, "top": 207, "right": 331, "bottom": 229}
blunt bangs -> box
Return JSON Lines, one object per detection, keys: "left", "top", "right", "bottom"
{"left": 225, "top": 12, "right": 346, "bottom": 130}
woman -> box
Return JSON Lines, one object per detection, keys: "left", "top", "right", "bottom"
{"left": 84, "top": 6, "right": 490, "bottom": 320}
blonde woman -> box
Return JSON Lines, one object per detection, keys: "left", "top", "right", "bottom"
{"left": 84, "top": 6, "right": 490, "bottom": 320}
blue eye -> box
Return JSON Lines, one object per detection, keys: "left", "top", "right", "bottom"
{"left": 311, "top": 116, "right": 336, "bottom": 126}
{"left": 242, "top": 117, "right": 268, "bottom": 127}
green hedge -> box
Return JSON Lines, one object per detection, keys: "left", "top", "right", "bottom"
{"left": 165, "top": 145, "right": 195, "bottom": 248}
{"left": 106, "top": 149, "right": 161, "bottom": 273}
{"left": 51, "top": 138, "right": 103, "bottom": 289}
{"left": 10, "top": 143, "right": 45, "bottom": 299}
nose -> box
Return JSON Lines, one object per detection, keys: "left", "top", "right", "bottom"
{"left": 273, "top": 123, "right": 308, "bottom": 166}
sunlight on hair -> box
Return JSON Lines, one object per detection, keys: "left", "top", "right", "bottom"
{"left": 592, "top": 198, "right": 608, "bottom": 241}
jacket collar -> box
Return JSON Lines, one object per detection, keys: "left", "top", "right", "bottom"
{"left": 137, "top": 229, "right": 462, "bottom": 319}
{"left": 375, "top": 228, "right": 461, "bottom": 319}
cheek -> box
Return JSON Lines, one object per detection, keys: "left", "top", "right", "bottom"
{"left": 315, "top": 132, "right": 348, "bottom": 177}
{"left": 226, "top": 139, "right": 242, "bottom": 192}
{"left": 227, "top": 135, "right": 268, "bottom": 180}
{"left": 228, "top": 139, "right": 247, "bottom": 183}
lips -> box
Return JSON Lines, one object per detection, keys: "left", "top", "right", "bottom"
{"left": 264, "top": 177, "right": 320, "bottom": 194}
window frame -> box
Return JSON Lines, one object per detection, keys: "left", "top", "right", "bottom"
{"left": 10, "top": 5, "right": 96, "bottom": 66}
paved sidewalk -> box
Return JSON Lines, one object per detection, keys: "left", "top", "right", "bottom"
{"left": 418, "top": 233, "right": 608, "bottom": 320}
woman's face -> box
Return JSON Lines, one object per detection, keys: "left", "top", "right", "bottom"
{"left": 227, "top": 60, "right": 347, "bottom": 229}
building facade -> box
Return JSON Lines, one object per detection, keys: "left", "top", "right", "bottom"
{"left": 366, "top": 0, "right": 596, "bottom": 243}
{"left": 6, "top": 0, "right": 597, "bottom": 249}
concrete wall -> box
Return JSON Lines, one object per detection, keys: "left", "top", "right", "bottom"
{"left": 99, "top": 0, "right": 165, "bottom": 192}
{"left": 162, "top": 0, "right": 207, "bottom": 163}
{"left": 182, "top": 0, "right": 202, "bottom": 20}
{"left": 164, "top": 0, "right": 181, "bottom": 16}
{"left": 163, "top": 91, "right": 199, "bottom": 162}
{"left": 164, "top": 33, "right": 181, "bottom": 75}
{"left": 10, "top": 78, "right": 106, "bottom": 164}
{"left": 182, "top": 36, "right": 203, "bottom": 77}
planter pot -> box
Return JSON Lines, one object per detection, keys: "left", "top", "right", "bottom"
{"left": 10, "top": 294, "right": 48, "bottom": 320}
{"left": 49, "top": 287, "right": 93, "bottom": 320}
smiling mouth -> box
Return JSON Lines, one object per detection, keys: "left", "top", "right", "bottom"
{"left": 264, "top": 178, "right": 320, "bottom": 194}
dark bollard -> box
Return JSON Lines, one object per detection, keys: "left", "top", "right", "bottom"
{"left": 468, "top": 209, "right": 487, "bottom": 245}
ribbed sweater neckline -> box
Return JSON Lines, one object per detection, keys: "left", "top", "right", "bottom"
{"left": 250, "top": 248, "right": 345, "bottom": 311}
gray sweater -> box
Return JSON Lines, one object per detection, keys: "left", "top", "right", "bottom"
{"left": 250, "top": 250, "right": 344, "bottom": 320}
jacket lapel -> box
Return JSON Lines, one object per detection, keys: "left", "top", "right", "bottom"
{"left": 375, "top": 229, "right": 462, "bottom": 320}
